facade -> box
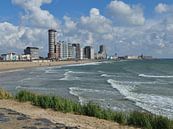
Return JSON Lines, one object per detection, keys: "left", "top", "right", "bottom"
{"left": 24, "top": 47, "right": 39, "bottom": 60}
{"left": 48, "top": 29, "right": 57, "bottom": 59}
{"left": 83, "top": 46, "right": 94, "bottom": 59}
{"left": 19, "top": 54, "right": 31, "bottom": 61}
{"left": 55, "top": 43, "right": 61, "bottom": 59}
{"left": 68, "top": 43, "right": 73, "bottom": 59}
{"left": 80, "top": 48, "right": 83, "bottom": 60}
{"left": 72, "top": 43, "right": 81, "bottom": 60}
{"left": 84, "top": 46, "right": 91, "bottom": 59}
{"left": 98, "top": 45, "right": 107, "bottom": 59}
{"left": 60, "top": 41, "right": 68, "bottom": 60}
{"left": 91, "top": 47, "right": 95, "bottom": 59}
{"left": 1, "top": 53, "right": 19, "bottom": 61}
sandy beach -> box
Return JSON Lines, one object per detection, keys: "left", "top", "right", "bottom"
{"left": 0, "top": 60, "right": 92, "bottom": 71}
{"left": 0, "top": 99, "right": 139, "bottom": 129}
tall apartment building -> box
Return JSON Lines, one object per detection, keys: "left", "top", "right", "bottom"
{"left": 48, "top": 29, "right": 57, "bottom": 59}
{"left": 72, "top": 43, "right": 81, "bottom": 60}
{"left": 98, "top": 45, "right": 107, "bottom": 59}
{"left": 55, "top": 43, "right": 61, "bottom": 59}
{"left": 83, "top": 46, "right": 94, "bottom": 59}
{"left": 60, "top": 41, "right": 68, "bottom": 60}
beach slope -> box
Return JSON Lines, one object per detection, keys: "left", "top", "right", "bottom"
{"left": 0, "top": 99, "right": 139, "bottom": 129}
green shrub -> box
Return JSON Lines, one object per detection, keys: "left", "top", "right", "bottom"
{"left": 128, "top": 112, "right": 152, "bottom": 129}
{"left": 114, "top": 112, "right": 127, "bottom": 124}
{"left": 0, "top": 88, "right": 12, "bottom": 99}
{"left": 151, "top": 116, "right": 172, "bottom": 129}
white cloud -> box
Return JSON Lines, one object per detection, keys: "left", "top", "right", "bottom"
{"left": 0, "top": 22, "right": 48, "bottom": 55}
{"left": 12, "top": 0, "right": 59, "bottom": 28}
{"left": 80, "top": 8, "right": 112, "bottom": 34}
{"left": 107, "top": 0, "right": 145, "bottom": 25}
{"left": 90, "top": 8, "right": 100, "bottom": 16}
{"left": 63, "top": 16, "right": 77, "bottom": 33}
{"left": 155, "top": 3, "right": 169, "bottom": 13}
{"left": 0, "top": 0, "right": 173, "bottom": 58}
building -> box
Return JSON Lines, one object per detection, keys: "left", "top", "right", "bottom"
{"left": 67, "top": 43, "right": 74, "bottom": 59}
{"left": 83, "top": 46, "right": 94, "bottom": 59}
{"left": 1, "top": 53, "right": 19, "bottom": 61}
{"left": 84, "top": 46, "right": 91, "bottom": 59}
{"left": 126, "top": 56, "right": 139, "bottom": 60}
{"left": 80, "top": 48, "right": 84, "bottom": 60}
{"left": 19, "top": 54, "right": 31, "bottom": 61}
{"left": 60, "top": 41, "right": 68, "bottom": 60}
{"left": 55, "top": 42, "right": 61, "bottom": 59}
{"left": 91, "top": 47, "right": 95, "bottom": 59}
{"left": 72, "top": 43, "right": 81, "bottom": 60}
{"left": 24, "top": 47, "right": 39, "bottom": 60}
{"left": 98, "top": 45, "right": 107, "bottom": 59}
{"left": 48, "top": 29, "right": 57, "bottom": 59}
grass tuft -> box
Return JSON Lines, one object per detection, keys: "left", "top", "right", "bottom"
{"left": 0, "top": 88, "right": 12, "bottom": 99}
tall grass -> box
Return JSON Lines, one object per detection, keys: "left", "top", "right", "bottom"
{"left": 15, "top": 90, "right": 173, "bottom": 129}
{"left": 0, "top": 88, "right": 12, "bottom": 99}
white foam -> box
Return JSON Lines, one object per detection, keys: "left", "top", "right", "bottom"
{"left": 0, "top": 69, "right": 24, "bottom": 74}
{"left": 107, "top": 79, "right": 173, "bottom": 118}
{"left": 139, "top": 74, "right": 173, "bottom": 78}
{"left": 19, "top": 78, "right": 32, "bottom": 83}
{"left": 101, "top": 74, "right": 113, "bottom": 77}
{"left": 15, "top": 86, "right": 55, "bottom": 91}
{"left": 69, "top": 87, "right": 114, "bottom": 105}
{"left": 59, "top": 71, "right": 80, "bottom": 80}
{"left": 62, "top": 62, "right": 101, "bottom": 67}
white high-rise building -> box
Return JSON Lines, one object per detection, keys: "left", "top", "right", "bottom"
{"left": 60, "top": 42, "right": 68, "bottom": 60}
{"left": 80, "top": 48, "right": 83, "bottom": 60}
{"left": 91, "top": 47, "right": 95, "bottom": 59}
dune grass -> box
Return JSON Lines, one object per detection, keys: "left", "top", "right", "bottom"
{"left": 0, "top": 88, "right": 12, "bottom": 99}
{"left": 14, "top": 90, "right": 173, "bottom": 129}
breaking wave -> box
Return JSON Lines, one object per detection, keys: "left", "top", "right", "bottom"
{"left": 69, "top": 87, "right": 114, "bottom": 104}
{"left": 139, "top": 74, "right": 173, "bottom": 78}
{"left": 107, "top": 79, "right": 173, "bottom": 118}
{"left": 59, "top": 71, "right": 80, "bottom": 80}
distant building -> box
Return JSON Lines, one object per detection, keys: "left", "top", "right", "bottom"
{"left": 60, "top": 41, "right": 68, "bottom": 60}
{"left": 97, "top": 45, "right": 107, "bottom": 59}
{"left": 72, "top": 43, "right": 81, "bottom": 60}
{"left": 19, "top": 54, "right": 31, "bottom": 61}
{"left": 55, "top": 43, "right": 61, "bottom": 59}
{"left": 91, "top": 47, "right": 95, "bottom": 59}
{"left": 1, "top": 53, "right": 19, "bottom": 61}
{"left": 24, "top": 47, "right": 39, "bottom": 60}
{"left": 126, "top": 56, "right": 139, "bottom": 60}
{"left": 84, "top": 46, "right": 94, "bottom": 59}
{"left": 48, "top": 29, "right": 57, "bottom": 59}
{"left": 80, "top": 48, "right": 84, "bottom": 60}
{"left": 84, "top": 46, "right": 91, "bottom": 59}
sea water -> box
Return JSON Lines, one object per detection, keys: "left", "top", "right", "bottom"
{"left": 1, "top": 59, "right": 173, "bottom": 118}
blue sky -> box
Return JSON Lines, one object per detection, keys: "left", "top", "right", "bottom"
{"left": 0, "top": 0, "right": 173, "bottom": 57}
{"left": 1, "top": 0, "right": 172, "bottom": 22}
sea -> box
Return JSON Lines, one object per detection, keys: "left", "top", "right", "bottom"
{"left": 1, "top": 59, "right": 173, "bottom": 119}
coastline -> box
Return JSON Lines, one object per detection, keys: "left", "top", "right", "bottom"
{"left": 0, "top": 60, "right": 94, "bottom": 72}
{"left": 0, "top": 99, "right": 139, "bottom": 129}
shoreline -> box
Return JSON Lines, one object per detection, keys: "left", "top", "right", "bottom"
{"left": 0, "top": 60, "right": 94, "bottom": 72}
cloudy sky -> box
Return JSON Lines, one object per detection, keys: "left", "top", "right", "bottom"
{"left": 0, "top": 0, "right": 173, "bottom": 58}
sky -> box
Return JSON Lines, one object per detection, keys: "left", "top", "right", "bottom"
{"left": 0, "top": 0, "right": 173, "bottom": 58}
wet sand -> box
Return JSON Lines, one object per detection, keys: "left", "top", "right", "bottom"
{"left": 0, "top": 60, "right": 92, "bottom": 71}
{"left": 0, "top": 99, "right": 140, "bottom": 129}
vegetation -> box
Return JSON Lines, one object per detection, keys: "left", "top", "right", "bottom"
{"left": 0, "top": 88, "right": 12, "bottom": 99}
{"left": 14, "top": 90, "right": 173, "bottom": 129}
